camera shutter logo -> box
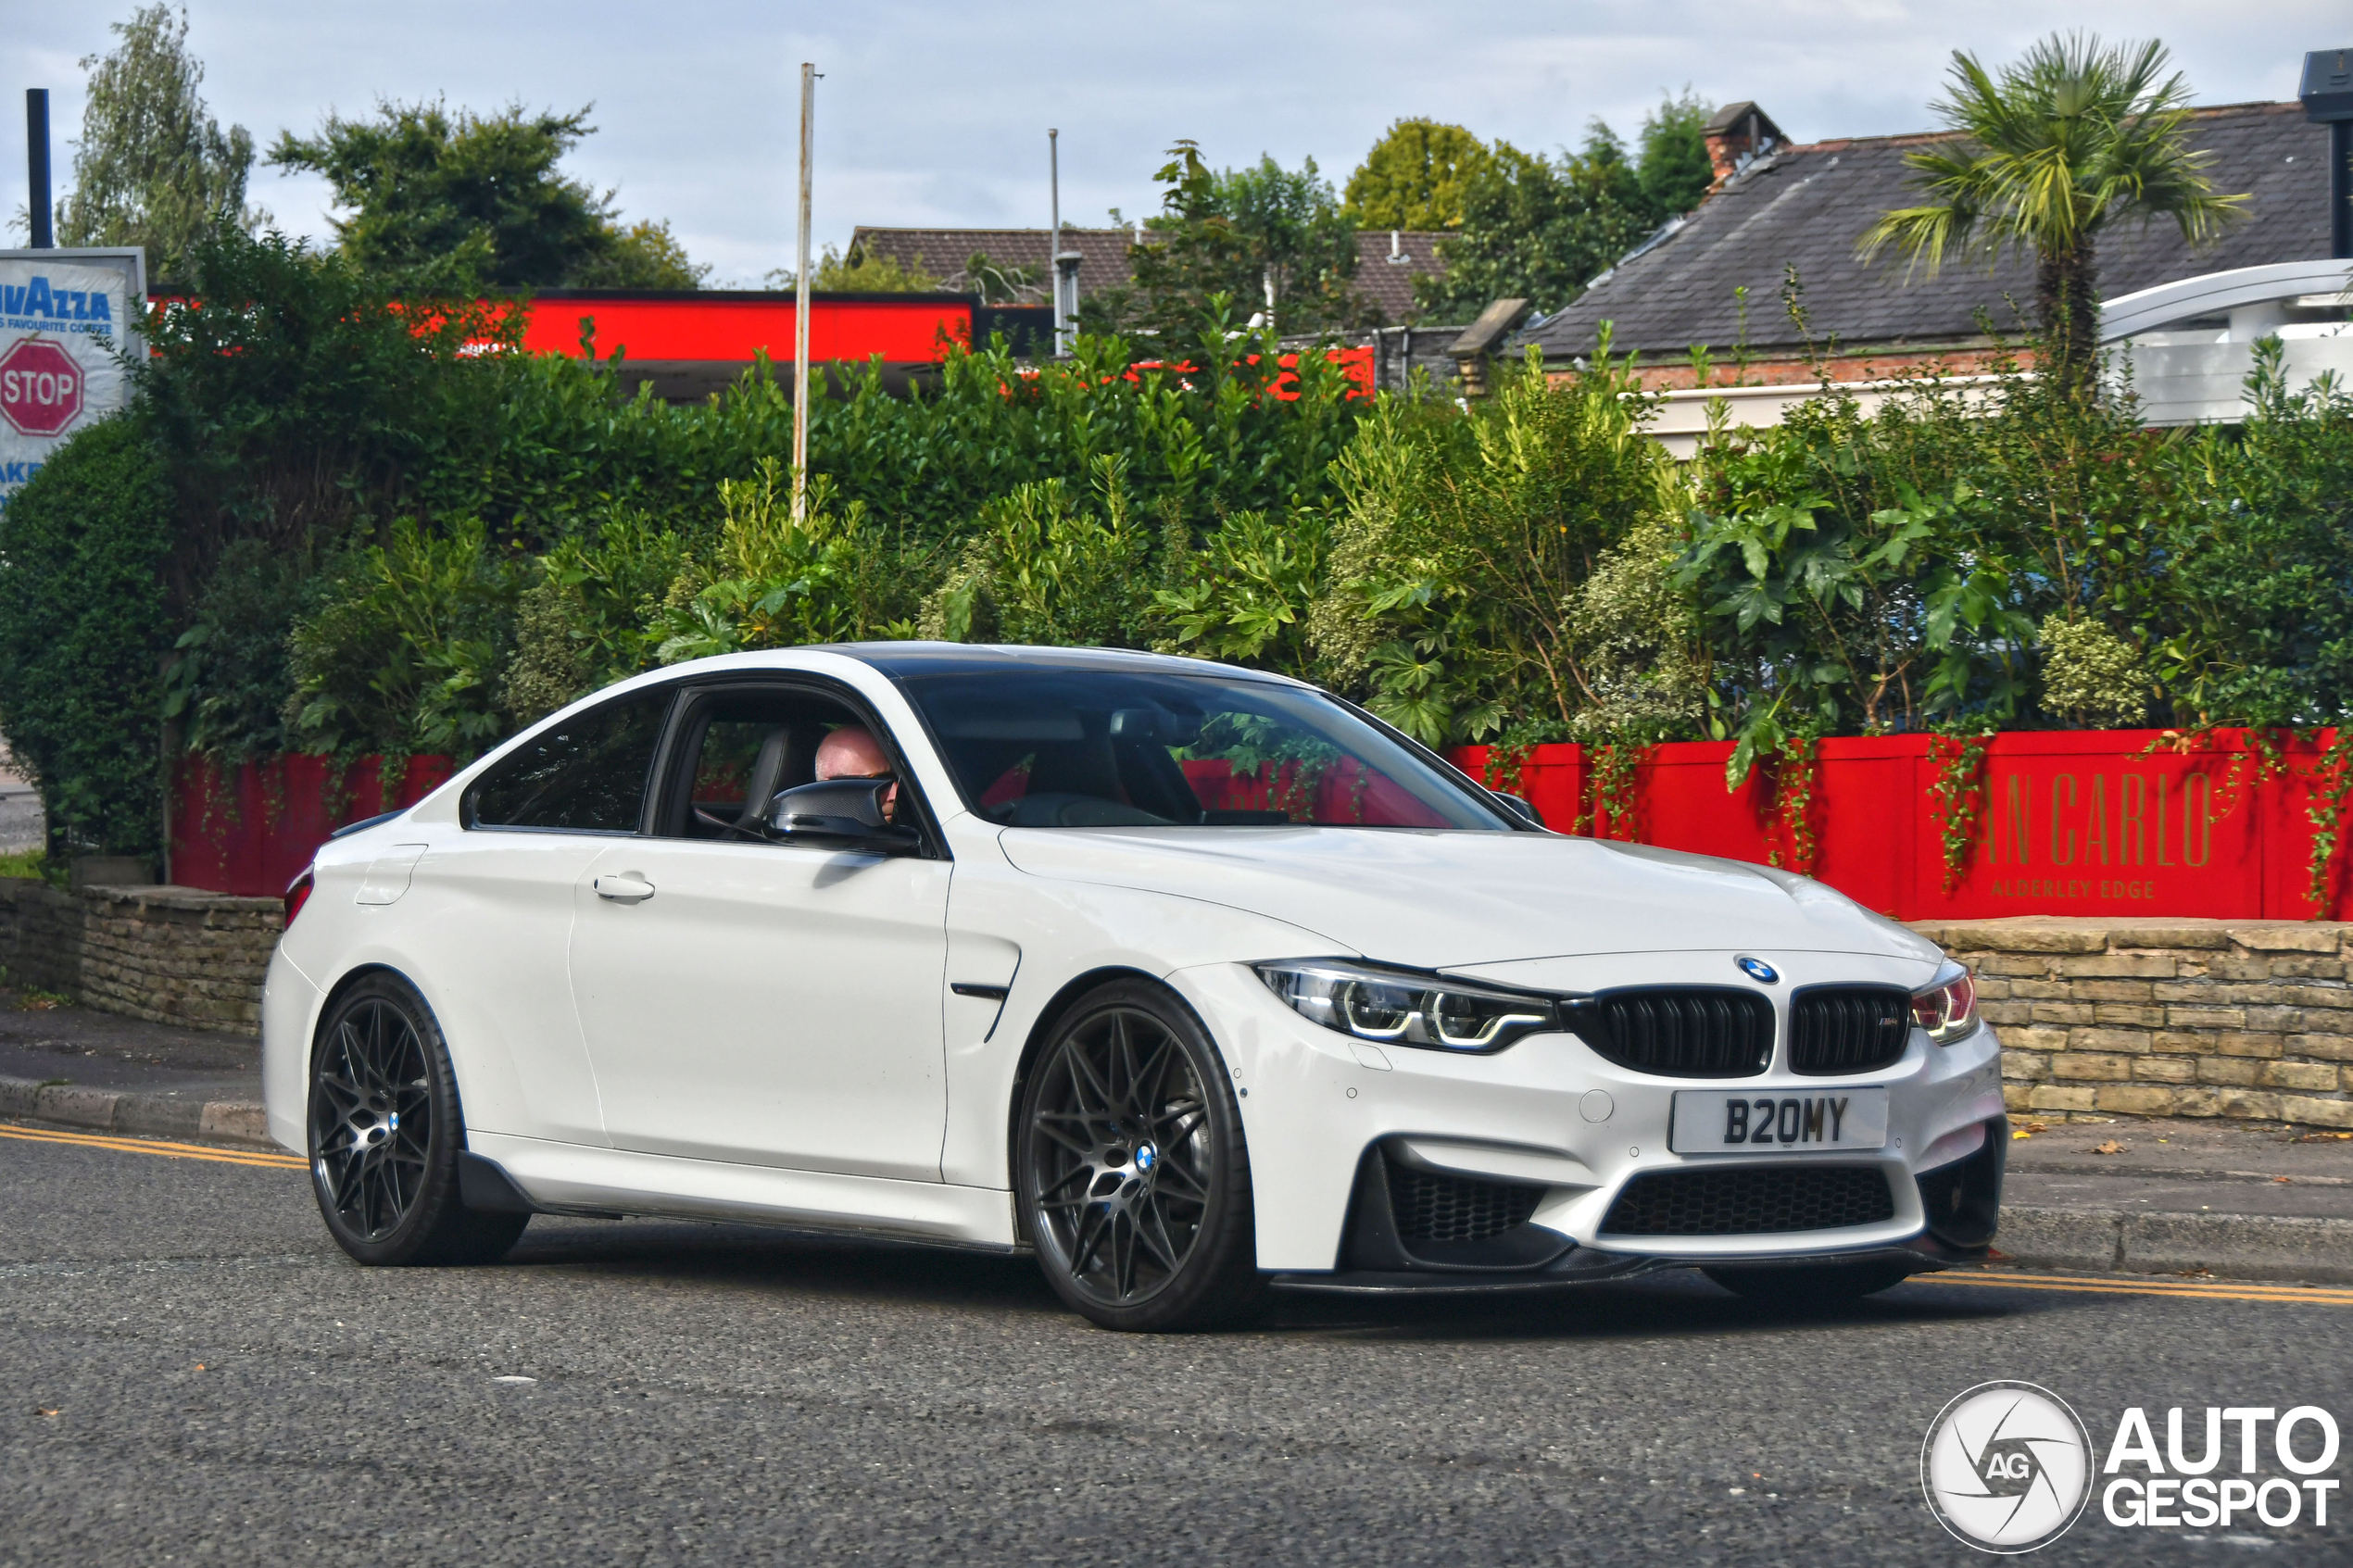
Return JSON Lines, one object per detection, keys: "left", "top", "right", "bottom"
{"left": 1921, "top": 1382, "right": 2094, "bottom": 1552}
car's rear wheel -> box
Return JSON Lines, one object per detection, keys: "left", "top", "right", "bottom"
{"left": 308, "top": 972, "right": 527, "bottom": 1267}
{"left": 1017, "top": 980, "right": 1266, "bottom": 1332}
{"left": 1703, "top": 1259, "right": 1917, "bottom": 1305}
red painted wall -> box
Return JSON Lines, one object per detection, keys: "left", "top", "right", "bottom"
{"left": 170, "top": 729, "right": 2347, "bottom": 921}
{"left": 1454, "top": 731, "right": 2352, "bottom": 922}
{"left": 171, "top": 756, "right": 453, "bottom": 898}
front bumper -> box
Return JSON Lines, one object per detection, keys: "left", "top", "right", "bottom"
{"left": 1169, "top": 958, "right": 2008, "bottom": 1278}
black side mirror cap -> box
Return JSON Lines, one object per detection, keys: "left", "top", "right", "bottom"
{"left": 768, "top": 779, "right": 922, "bottom": 853}
{"left": 1492, "top": 791, "right": 1543, "bottom": 828}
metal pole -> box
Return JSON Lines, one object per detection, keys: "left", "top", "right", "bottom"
{"left": 792, "top": 63, "right": 815, "bottom": 524}
{"left": 27, "top": 89, "right": 53, "bottom": 249}
{"left": 1048, "top": 129, "right": 1062, "bottom": 346}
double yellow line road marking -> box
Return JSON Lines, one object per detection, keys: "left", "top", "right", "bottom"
{"left": 1912, "top": 1267, "right": 2353, "bottom": 1309}
{"left": 4, "top": 1121, "right": 2349, "bottom": 1307}
{"left": 0, "top": 1120, "right": 306, "bottom": 1171}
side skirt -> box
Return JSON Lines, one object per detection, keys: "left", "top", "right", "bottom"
{"left": 468, "top": 1132, "right": 1024, "bottom": 1249}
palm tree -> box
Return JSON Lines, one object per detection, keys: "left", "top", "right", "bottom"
{"left": 1858, "top": 34, "right": 2245, "bottom": 396}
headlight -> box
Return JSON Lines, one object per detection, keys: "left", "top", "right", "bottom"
{"left": 1911, "top": 961, "right": 1980, "bottom": 1045}
{"left": 1253, "top": 960, "right": 1557, "bottom": 1053}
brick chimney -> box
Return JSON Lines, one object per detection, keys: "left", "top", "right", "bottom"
{"left": 1702, "top": 102, "right": 1786, "bottom": 192}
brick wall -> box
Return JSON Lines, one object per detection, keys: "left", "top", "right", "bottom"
{"left": 0, "top": 880, "right": 281, "bottom": 1035}
{"left": 1915, "top": 919, "right": 2353, "bottom": 1127}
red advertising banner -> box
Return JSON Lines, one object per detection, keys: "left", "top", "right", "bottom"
{"left": 1454, "top": 730, "right": 2352, "bottom": 922}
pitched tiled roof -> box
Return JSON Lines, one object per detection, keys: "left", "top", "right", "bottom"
{"left": 1525, "top": 102, "right": 2332, "bottom": 361}
{"left": 848, "top": 226, "right": 1451, "bottom": 324}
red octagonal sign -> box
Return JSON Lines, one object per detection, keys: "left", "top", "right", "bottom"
{"left": 0, "top": 337, "right": 86, "bottom": 437}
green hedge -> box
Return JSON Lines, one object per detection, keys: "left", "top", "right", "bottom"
{"left": 0, "top": 417, "right": 177, "bottom": 860}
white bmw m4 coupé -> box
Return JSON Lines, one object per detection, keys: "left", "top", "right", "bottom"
{"left": 265, "top": 644, "right": 2007, "bottom": 1330}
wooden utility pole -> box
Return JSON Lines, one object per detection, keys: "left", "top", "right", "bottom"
{"left": 793, "top": 62, "right": 815, "bottom": 523}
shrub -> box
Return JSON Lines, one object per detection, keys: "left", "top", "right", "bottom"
{"left": 1310, "top": 345, "right": 1683, "bottom": 746}
{"left": 284, "top": 517, "right": 522, "bottom": 759}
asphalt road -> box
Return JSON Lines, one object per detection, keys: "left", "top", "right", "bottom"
{"left": 6, "top": 1127, "right": 2352, "bottom": 1566}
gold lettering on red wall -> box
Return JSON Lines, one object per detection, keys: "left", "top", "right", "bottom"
{"left": 2184, "top": 772, "right": 2211, "bottom": 867}
{"left": 2086, "top": 774, "right": 2111, "bottom": 865}
{"left": 2121, "top": 774, "right": 2146, "bottom": 865}
{"left": 2050, "top": 774, "right": 2077, "bottom": 866}
{"left": 2158, "top": 776, "right": 2173, "bottom": 867}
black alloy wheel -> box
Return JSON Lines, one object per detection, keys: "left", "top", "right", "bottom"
{"left": 1703, "top": 1259, "right": 1917, "bottom": 1305}
{"left": 308, "top": 972, "right": 526, "bottom": 1267}
{"left": 1017, "top": 981, "right": 1265, "bottom": 1332}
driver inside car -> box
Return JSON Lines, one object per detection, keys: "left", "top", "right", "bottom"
{"left": 812, "top": 724, "right": 901, "bottom": 823}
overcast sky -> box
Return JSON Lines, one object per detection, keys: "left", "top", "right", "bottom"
{"left": 3, "top": 1, "right": 2341, "bottom": 286}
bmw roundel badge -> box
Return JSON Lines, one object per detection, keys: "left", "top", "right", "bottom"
{"left": 1735, "top": 956, "right": 1780, "bottom": 985}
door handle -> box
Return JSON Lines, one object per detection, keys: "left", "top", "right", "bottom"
{"left": 593, "top": 874, "right": 656, "bottom": 904}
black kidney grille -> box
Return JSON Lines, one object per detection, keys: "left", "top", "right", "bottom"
{"left": 1572, "top": 988, "right": 1773, "bottom": 1077}
{"left": 1790, "top": 986, "right": 1913, "bottom": 1075}
{"left": 1389, "top": 1164, "right": 1544, "bottom": 1243}
{"left": 1599, "top": 1166, "right": 1895, "bottom": 1236}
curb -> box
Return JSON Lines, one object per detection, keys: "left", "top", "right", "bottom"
{"left": 0, "top": 1073, "right": 275, "bottom": 1150}
{"left": 1998, "top": 1203, "right": 2353, "bottom": 1286}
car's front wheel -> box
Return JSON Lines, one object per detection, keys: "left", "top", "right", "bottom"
{"left": 1016, "top": 980, "right": 1266, "bottom": 1332}
{"left": 1703, "top": 1259, "right": 1917, "bottom": 1305}
{"left": 308, "top": 972, "right": 527, "bottom": 1267}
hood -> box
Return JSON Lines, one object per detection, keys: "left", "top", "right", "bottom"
{"left": 993, "top": 825, "right": 1942, "bottom": 971}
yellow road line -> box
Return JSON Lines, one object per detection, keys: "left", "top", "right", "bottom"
{"left": 0, "top": 1121, "right": 306, "bottom": 1170}
{"left": 1910, "top": 1269, "right": 2353, "bottom": 1307}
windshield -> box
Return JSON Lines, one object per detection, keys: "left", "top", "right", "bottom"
{"left": 895, "top": 667, "right": 1516, "bottom": 831}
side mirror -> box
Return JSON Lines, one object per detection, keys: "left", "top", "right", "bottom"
{"left": 768, "top": 779, "right": 922, "bottom": 853}
{"left": 1492, "top": 792, "right": 1544, "bottom": 828}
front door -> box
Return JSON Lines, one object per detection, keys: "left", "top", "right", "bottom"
{"left": 567, "top": 682, "right": 951, "bottom": 1180}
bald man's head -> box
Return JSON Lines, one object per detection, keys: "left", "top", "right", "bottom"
{"left": 815, "top": 725, "right": 891, "bottom": 782}
{"left": 813, "top": 725, "right": 900, "bottom": 822}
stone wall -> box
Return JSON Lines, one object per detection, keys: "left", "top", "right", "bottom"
{"left": 0, "top": 879, "right": 280, "bottom": 1035}
{"left": 6, "top": 885, "right": 2353, "bottom": 1115}
{"left": 1915, "top": 918, "right": 2353, "bottom": 1128}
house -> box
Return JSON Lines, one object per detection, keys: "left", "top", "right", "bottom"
{"left": 847, "top": 226, "right": 1453, "bottom": 327}
{"left": 1519, "top": 99, "right": 2342, "bottom": 450}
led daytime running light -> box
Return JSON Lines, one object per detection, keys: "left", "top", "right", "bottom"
{"left": 1255, "top": 960, "right": 1556, "bottom": 1053}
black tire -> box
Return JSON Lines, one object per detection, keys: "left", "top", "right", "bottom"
{"left": 1016, "top": 979, "right": 1267, "bottom": 1332}
{"left": 308, "top": 972, "right": 527, "bottom": 1267}
{"left": 1703, "top": 1259, "right": 1917, "bottom": 1305}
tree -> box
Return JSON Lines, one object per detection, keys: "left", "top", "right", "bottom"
{"left": 269, "top": 100, "right": 703, "bottom": 291}
{"left": 1342, "top": 119, "right": 1493, "bottom": 230}
{"left": 1636, "top": 92, "right": 1716, "bottom": 218}
{"left": 1106, "top": 142, "right": 1371, "bottom": 339}
{"left": 769, "top": 245, "right": 942, "bottom": 293}
{"left": 574, "top": 220, "right": 710, "bottom": 290}
{"left": 1857, "top": 33, "right": 2244, "bottom": 396}
{"left": 55, "top": 5, "right": 259, "bottom": 275}
{"left": 1415, "top": 131, "right": 1653, "bottom": 320}
{"left": 1412, "top": 96, "right": 1715, "bottom": 323}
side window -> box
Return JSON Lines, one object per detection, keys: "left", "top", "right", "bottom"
{"left": 467, "top": 689, "right": 672, "bottom": 833}
{"left": 659, "top": 685, "right": 901, "bottom": 841}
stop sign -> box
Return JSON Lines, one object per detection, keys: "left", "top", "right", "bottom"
{"left": 0, "top": 337, "right": 85, "bottom": 437}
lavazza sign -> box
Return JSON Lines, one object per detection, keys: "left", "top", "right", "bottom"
{"left": 0, "top": 248, "right": 145, "bottom": 509}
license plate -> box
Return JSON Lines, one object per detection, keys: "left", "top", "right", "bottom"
{"left": 1669, "top": 1088, "right": 1889, "bottom": 1154}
